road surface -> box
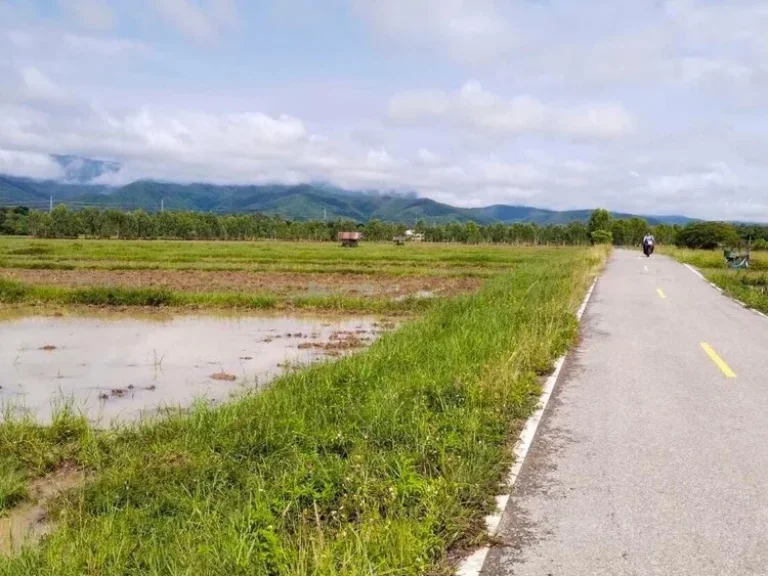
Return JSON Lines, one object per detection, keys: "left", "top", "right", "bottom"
{"left": 483, "top": 249, "right": 768, "bottom": 576}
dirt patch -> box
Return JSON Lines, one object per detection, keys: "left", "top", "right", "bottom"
{"left": 38, "top": 345, "right": 57, "bottom": 351}
{"left": 2, "top": 269, "right": 483, "bottom": 299}
{"left": 297, "top": 330, "right": 367, "bottom": 355}
{"left": 210, "top": 372, "right": 237, "bottom": 382}
{"left": 0, "top": 467, "right": 83, "bottom": 556}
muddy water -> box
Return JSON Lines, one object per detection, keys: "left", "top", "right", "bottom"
{"left": 0, "top": 314, "right": 379, "bottom": 424}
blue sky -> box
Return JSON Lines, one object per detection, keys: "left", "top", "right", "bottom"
{"left": 1, "top": 0, "right": 768, "bottom": 220}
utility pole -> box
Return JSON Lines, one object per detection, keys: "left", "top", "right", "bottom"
{"left": 161, "top": 198, "right": 164, "bottom": 213}
{"left": 323, "top": 208, "right": 327, "bottom": 221}
{"left": 49, "top": 196, "right": 53, "bottom": 213}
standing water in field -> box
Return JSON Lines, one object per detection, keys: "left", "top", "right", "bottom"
{"left": 0, "top": 313, "right": 381, "bottom": 424}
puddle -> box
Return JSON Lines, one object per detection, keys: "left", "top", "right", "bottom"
{"left": 0, "top": 314, "right": 381, "bottom": 424}
{"left": 0, "top": 467, "right": 83, "bottom": 556}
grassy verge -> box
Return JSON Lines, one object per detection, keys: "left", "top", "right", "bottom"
{"left": 0, "top": 247, "right": 605, "bottom": 575}
{"left": 664, "top": 247, "right": 768, "bottom": 314}
{"left": 0, "top": 279, "right": 433, "bottom": 315}
{"left": 704, "top": 271, "right": 768, "bottom": 313}
{"left": 662, "top": 246, "right": 768, "bottom": 271}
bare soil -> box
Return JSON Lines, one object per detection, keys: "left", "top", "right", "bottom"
{"left": 2, "top": 269, "right": 483, "bottom": 298}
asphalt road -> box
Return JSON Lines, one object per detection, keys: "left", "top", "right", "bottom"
{"left": 483, "top": 249, "right": 768, "bottom": 576}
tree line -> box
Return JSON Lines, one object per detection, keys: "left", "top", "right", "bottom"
{"left": 0, "top": 205, "right": 765, "bottom": 249}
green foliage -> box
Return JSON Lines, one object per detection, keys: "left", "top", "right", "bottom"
{"left": 588, "top": 208, "right": 612, "bottom": 237}
{"left": 0, "top": 206, "right": 593, "bottom": 245}
{"left": 0, "top": 203, "right": 701, "bottom": 248}
{"left": 0, "top": 207, "right": 29, "bottom": 235}
{"left": 0, "top": 248, "right": 605, "bottom": 575}
{"left": 590, "top": 230, "right": 613, "bottom": 245}
{"left": 676, "top": 222, "right": 742, "bottom": 249}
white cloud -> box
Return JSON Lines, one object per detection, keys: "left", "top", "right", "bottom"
{"left": 19, "top": 67, "right": 67, "bottom": 103}
{"left": 0, "top": 149, "right": 63, "bottom": 180}
{"left": 149, "top": 0, "right": 239, "bottom": 40}
{"left": 7, "top": 30, "right": 36, "bottom": 48}
{"left": 353, "top": 0, "right": 512, "bottom": 65}
{"left": 4, "top": 0, "right": 768, "bottom": 221}
{"left": 390, "top": 82, "right": 635, "bottom": 140}
{"left": 63, "top": 34, "right": 151, "bottom": 56}
{"left": 388, "top": 90, "right": 451, "bottom": 122}
{"left": 416, "top": 148, "right": 441, "bottom": 165}
{"left": 151, "top": 0, "right": 212, "bottom": 39}
{"left": 59, "top": 0, "right": 115, "bottom": 31}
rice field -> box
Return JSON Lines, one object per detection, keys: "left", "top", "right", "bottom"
{"left": 0, "top": 237, "right": 607, "bottom": 575}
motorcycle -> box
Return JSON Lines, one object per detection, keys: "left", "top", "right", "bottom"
{"left": 643, "top": 240, "right": 655, "bottom": 257}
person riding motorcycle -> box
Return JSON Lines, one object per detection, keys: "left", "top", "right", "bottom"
{"left": 643, "top": 233, "right": 655, "bottom": 256}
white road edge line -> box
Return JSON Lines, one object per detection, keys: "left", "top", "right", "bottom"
{"left": 684, "top": 263, "right": 705, "bottom": 280}
{"left": 684, "top": 262, "right": 768, "bottom": 318}
{"left": 456, "top": 277, "right": 598, "bottom": 576}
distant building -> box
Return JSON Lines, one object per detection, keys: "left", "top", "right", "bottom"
{"left": 404, "top": 229, "right": 425, "bottom": 242}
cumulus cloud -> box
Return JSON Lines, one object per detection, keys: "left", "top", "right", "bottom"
{"left": 390, "top": 82, "right": 635, "bottom": 140}
{"left": 4, "top": 0, "right": 768, "bottom": 221}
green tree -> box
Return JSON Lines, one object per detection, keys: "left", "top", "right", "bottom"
{"left": 588, "top": 209, "right": 612, "bottom": 237}
{"left": 50, "top": 205, "right": 80, "bottom": 238}
{"left": 28, "top": 211, "right": 52, "bottom": 237}
{"left": 676, "top": 222, "right": 740, "bottom": 249}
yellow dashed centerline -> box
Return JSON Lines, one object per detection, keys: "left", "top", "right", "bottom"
{"left": 701, "top": 343, "right": 737, "bottom": 378}
{"left": 657, "top": 288, "right": 666, "bottom": 299}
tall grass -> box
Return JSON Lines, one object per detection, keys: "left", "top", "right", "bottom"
{"left": 0, "top": 248, "right": 605, "bottom": 575}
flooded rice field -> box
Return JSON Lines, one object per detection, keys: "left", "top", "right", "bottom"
{"left": 0, "top": 313, "right": 382, "bottom": 424}
{"left": 1, "top": 269, "right": 482, "bottom": 298}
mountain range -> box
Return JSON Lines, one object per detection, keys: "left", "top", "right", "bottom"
{"left": 0, "top": 156, "right": 692, "bottom": 226}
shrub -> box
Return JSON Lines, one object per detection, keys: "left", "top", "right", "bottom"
{"left": 590, "top": 230, "right": 613, "bottom": 245}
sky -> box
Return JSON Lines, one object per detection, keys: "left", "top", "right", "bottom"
{"left": 1, "top": 0, "right": 768, "bottom": 220}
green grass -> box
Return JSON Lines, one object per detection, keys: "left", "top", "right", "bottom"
{"left": 0, "top": 279, "right": 433, "bottom": 314}
{"left": 0, "top": 464, "right": 28, "bottom": 512}
{"left": 662, "top": 246, "right": 768, "bottom": 271}
{"left": 664, "top": 247, "right": 768, "bottom": 314}
{"left": 0, "top": 247, "right": 606, "bottom": 575}
{"left": 0, "top": 238, "right": 542, "bottom": 276}
{"left": 0, "top": 408, "right": 100, "bottom": 513}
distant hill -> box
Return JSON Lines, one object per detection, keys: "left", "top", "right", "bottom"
{"left": 0, "top": 173, "right": 692, "bottom": 226}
